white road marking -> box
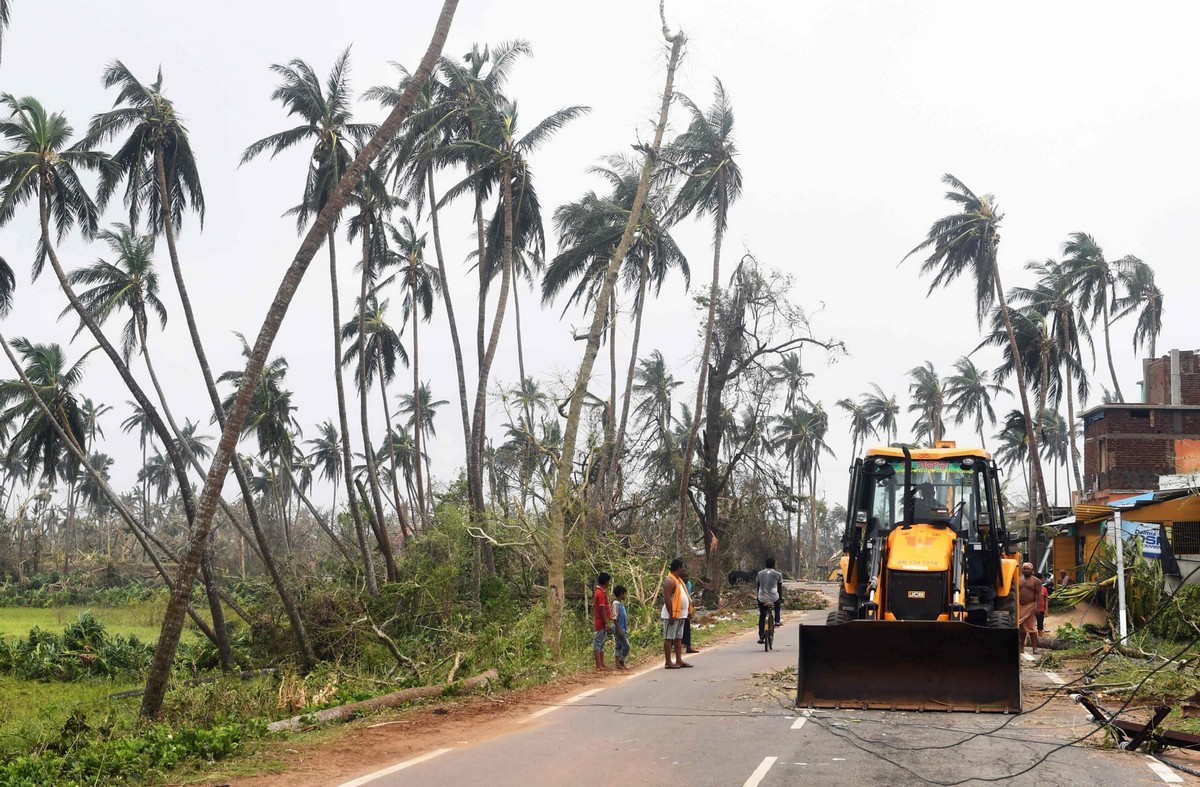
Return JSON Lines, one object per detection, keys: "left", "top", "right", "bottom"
{"left": 1146, "top": 756, "right": 1184, "bottom": 783}
{"left": 521, "top": 688, "right": 603, "bottom": 722}
{"left": 743, "top": 756, "right": 778, "bottom": 787}
{"left": 791, "top": 709, "right": 812, "bottom": 730}
{"left": 336, "top": 747, "right": 452, "bottom": 787}
{"left": 1044, "top": 671, "right": 1065, "bottom": 685}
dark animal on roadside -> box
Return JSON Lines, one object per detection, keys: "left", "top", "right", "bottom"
{"left": 727, "top": 570, "right": 759, "bottom": 586}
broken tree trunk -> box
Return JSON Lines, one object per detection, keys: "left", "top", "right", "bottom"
{"left": 266, "top": 669, "right": 498, "bottom": 732}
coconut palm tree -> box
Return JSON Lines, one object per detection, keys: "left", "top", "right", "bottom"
{"left": 1115, "top": 257, "right": 1164, "bottom": 362}
{"left": 240, "top": 48, "right": 379, "bottom": 593}
{"left": 0, "top": 0, "right": 11, "bottom": 69}
{"left": 906, "top": 174, "right": 1050, "bottom": 521}
{"left": 546, "top": 154, "right": 688, "bottom": 509}
{"left": 667, "top": 79, "right": 744, "bottom": 540}
{"left": 836, "top": 396, "right": 876, "bottom": 459}
{"left": 439, "top": 86, "right": 589, "bottom": 519}
{"left": 140, "top": 0, "right": 458, "bottom": 717}
{"left": 944, "top": 357, "right": 1003, "bottom": 447}
{"left": 1062, "top": 232, "right": 1134, "bottom": 402}
{"left": 993, "top": 409, "right": 1030, "bottom": 501}
{"left": 1038, "top": 409, "right": 1070, "bottom": 505}
{"left": 0, "top": 338, "right": 90, "bottom": 571}
{"left": 398, "top": 381, "right": 447, "bottom": 509}
{"left": 341, "top": 293, "right": 411, "bottom": 545}
{"left": 390, "top": 215, "right": 441, "bottom": 527}
{"left": 78, "top": 397, "right": 110, "bottom": 448}
{"left": 907, "top": 362, "right": 946, "bottom": 445}
{"left": 862, "top": 384, "right": 900, "bottom": 444}
{"left": 1011, "top": 259, "right": 1091, "bottom": 493}
{"left": 305, "top": 420, "right": 342, "bottom": 515}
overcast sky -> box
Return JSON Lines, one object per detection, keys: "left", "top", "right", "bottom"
{"left": 2, "top": 1, "right": 1197, "bottom": 510}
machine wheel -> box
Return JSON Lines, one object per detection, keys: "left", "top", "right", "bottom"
{"left": 826, "top": 610, "right": 851, "bottom": 626}
{"left": 987, "top": 611, "right": 1013, "bottom": 629}
{"left": 994, "top": 592, "right": 1016, "bottom": 616}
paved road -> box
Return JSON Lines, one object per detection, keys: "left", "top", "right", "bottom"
{"left": 340, "top": 601, "right": 1188, "bottom": 786}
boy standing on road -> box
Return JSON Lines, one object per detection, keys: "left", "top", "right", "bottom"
{"left": 613, "top": 585, "right": 630, "bottom": 670}
{"left": 756, "top": 557, "right": 783, "bottom": 645}
{"left": 593, "top": 572, "right": 613, "bottom": 671}
{"left": 1017, "top": 562, "right": 1040, "bottom": 655}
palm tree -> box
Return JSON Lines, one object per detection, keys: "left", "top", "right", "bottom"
{"left": 836, "top": 396, "right": 875, "bottom": 459}
{"left": 78, "top": 397, "right": 111, "bottom": 448}
{"left": 0, "top": 339, "right": 90, "bottom": 571}
{"left": 863, "top": 384, "right": 900, "bottom": 444}
{"left": 341, "top": 293, "right": 411, "bottom": 547}
{"left": 667, "top": 78, "right": 743, "bottom": 542}
{"left": 1115, "top": 257, "right": 1164, "bottom": 361}
{"left": 546, "top": 153, "right": 688, "bottom": 510}
{"left": 439, "top": 82, "right": 589, "bottom": 520}
{"left": 305, "top": 419, "right": 343, "bottom": 515}
{"left": 907, "top": 362, "right": 945, "bottom": 445}
{"left": 240, "top": 48, "right": 379, "bottom": 594}
{"left": 1038, "top": 409, "right": 1070, "bottom": 506}
{"left": 1062, "top": 232, "right": 1134, "bottom": 402}
{"left": 140, "top": 0, "right": 459, "bottom": 717}
{"left": 773, "top": 404, "right": 834, "bottom": 575}
{"left": 398, "top": 381, "right": 447, "bottom": 511}
{"left": 1011, "top": 259, "right": 1091, "bottom": 493}
{"left": 906, "top": 174, "right": 1050, "bottom": 522}
{"left": 993, "top": 409, "right": 1030, "bottom": 503}
{"left": 345, "top": 159, "right": 406, "bottom": 563}
{"left": 0, "top": 0, "right": 10, "bottom": 69}
{"left": 770, "top": 352, "right": 813, "bottom": 413}
{"left": 391, "top": 215, "right": 441, "bottom": 528}
{"left": 944, "top": 357, "right": 1003, "bottom": 447}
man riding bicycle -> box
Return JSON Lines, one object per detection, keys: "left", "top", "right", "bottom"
{"left": 756, "top": 557, "right": 783, "bottom": 644}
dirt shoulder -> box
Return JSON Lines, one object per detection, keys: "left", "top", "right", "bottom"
{"left": 181, "top": 607, "right": 790, "bottom": 787}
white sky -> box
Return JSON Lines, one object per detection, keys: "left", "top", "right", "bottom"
{"left": 2, "top": 1, "right": 1197, "bottom": 510}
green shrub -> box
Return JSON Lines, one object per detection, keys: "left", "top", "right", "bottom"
{"left": 1149, "top": 583, "right": 1200, "bottom": 643}
{"left": 0, "top": 613, "right": 152, "bottom": 681}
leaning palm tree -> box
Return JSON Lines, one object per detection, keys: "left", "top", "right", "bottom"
{"left": 240, "top": 48, "right": 380, "bottom": 593}
{"left": 944, "top": 357, "right": 1003, "bottom": 447}
{"left": 1114, "top": 257, "right": 1164, "bottom": 361}
{"left": 1062, "top": 232, "right": 1134, "bottom": 402}
{"left": 0, "top": 338, "right": 90, "bottom": 571}
{"left": 905, "top": 174, "right": 1050, "bottom": 522}
{"left": 546, "top": 153, "right": 688, "bottom": 509}
{"left": 440, "top": 88, "right": 589, "bottom": 519}
{"left": 1011, "top": 259, "right": 1091, "bottom": 492}
{"left": 139, "top": 0, "right": 458, "bottom": 718}
{"left": 666, "top": 78, "right": 743, "bottom": 541}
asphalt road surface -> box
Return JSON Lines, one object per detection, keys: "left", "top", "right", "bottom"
{"left": 338, "top": 601, "right": 1191, "bottom": 786}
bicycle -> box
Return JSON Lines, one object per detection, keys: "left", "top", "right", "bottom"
{"left": 761, "top": 604, "right": 774, "bottom": 652}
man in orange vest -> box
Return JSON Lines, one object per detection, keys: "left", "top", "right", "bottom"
{"left": 662, "top": 558, "right": 694, "bottom": 669}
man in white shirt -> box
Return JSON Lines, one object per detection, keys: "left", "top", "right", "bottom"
{"left": 756, "top": 557, "right": 783, "bottom": 644}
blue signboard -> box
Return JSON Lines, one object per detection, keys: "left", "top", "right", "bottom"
{"left": 1120, "top": 518, "right": 1161, "bottom": 558}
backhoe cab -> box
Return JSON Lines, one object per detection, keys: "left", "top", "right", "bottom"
{"left": 797, "top": 443, "right": 1023, "bottom": 713}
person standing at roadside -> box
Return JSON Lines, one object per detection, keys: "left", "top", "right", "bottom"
{"left": 593, "top": 572, "right": 613, "bottom": 671}
{"left": 756, "top": 557, "right": 783, "bottom": 645}
{"left": 682, "top": 568, "right": 699, "bottom": 654}
{"left": 612, "top": 585, "right": 630, "bottom": 671}
{"left": 1036, "top": 575, "right": 1049, "bottom": 633}
{"left": 661, "top": 559, "right": 693, "bottom": 669}
{"left": 1017, "top": 562, "right": 1040, "bottom": 655}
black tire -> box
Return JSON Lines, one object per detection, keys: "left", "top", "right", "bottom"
{"left": 987, "top": 611, "right": 1013, "bottom": 629}
{"left": 994, "top": 592, "right": 1016, "bottom": 616}
{"left": 826, "top": 610, "right": 851, "bottom": 626}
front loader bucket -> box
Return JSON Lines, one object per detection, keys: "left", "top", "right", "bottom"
{"left": 797, "top": 620, "right": 1022, "bottom": 713}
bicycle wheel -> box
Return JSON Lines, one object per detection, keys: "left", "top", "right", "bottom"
{"left": 764, "top": 621, "right": 772, "bottom": 652}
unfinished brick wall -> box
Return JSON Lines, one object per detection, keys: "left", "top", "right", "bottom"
{"left": 1082, "top": 404, "right": 1200, "bottom": 496}
{"left": 1146, "top": 350, "right": 1200, "bottom": 405}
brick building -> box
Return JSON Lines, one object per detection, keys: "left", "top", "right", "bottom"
{"left": 1082, "top": 349, "right": 1200, "bottom": 503}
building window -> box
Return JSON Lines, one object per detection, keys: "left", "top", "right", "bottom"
{"left": 1172, "top": 522, "right": 1200, "bottom": 556}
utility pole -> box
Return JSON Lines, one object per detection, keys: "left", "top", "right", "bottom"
{"left": 1113, "top": 510, "right": 1129, "bottom": 643}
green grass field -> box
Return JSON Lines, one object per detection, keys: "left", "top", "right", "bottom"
{"left": 0, "top": 601, "right": 208, "bottom": 642}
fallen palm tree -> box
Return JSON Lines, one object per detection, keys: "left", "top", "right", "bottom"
{"left": 267, "top": 669, "right": 497, "bottom": 733}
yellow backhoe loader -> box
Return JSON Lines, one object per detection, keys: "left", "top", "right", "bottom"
{"left": 797, "top": 443, "right": 1023, "bottom": 712}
